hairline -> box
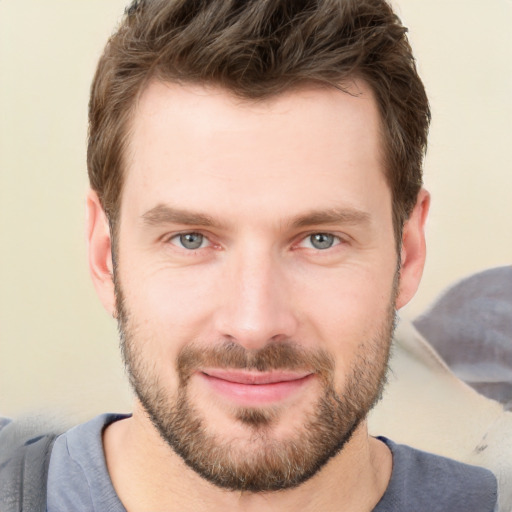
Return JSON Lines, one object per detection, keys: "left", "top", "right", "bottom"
{"left": 107, "top": 75, "right": 407, "bottom": 254}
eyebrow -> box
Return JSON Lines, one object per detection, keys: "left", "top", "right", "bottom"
{"left": 141, "top": 204, "right": 371, "bottom": 231}
{"left": 141, "top": 204, "right": 221, "bottom": 228}
{"left": 290, "top": 208, "right": 371, "bottom": 229}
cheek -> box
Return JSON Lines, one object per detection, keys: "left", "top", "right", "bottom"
{"left": 120, "top": 263, "right": 221, "bottom": 346}
{"left": 119, "top": 270, "right": 218, "bottom": 394}
{"left": 291, "top": 264, "right": 396, "bottom": 356}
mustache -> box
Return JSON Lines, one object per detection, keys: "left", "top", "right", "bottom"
{"left": 177, "top": 341, "right": 335, "bottom": 383}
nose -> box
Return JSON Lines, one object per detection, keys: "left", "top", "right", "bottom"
{"left": 213, "top": 244, "right": 299, "bottom": 351}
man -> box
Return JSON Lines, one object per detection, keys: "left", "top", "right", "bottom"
{"left": 0, "top": 0, "right": 499, "bottom": 510}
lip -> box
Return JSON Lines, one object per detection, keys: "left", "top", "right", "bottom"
{"left": 197, "top": 369, "right": 315, "bottom": 406}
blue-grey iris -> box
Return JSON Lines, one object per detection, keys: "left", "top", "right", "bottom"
{"left": 180, "top": 233, "right": 204, "bottom": 250}
{"left": 310, "top": 233, "right": 335, "bottom": 250}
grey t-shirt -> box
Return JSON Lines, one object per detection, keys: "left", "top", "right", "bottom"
{"left": 46, "top": 413, "right": 498, "bottom": 512}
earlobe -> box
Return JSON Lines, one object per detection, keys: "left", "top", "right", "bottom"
{"left": 395, "top": 188, "right": 430, "bottom": 310}
{"left": 86, "top": 190, "right": 116, "bottom": 316}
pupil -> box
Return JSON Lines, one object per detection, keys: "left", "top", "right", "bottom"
{"left": 311, "top": 233, "right": 333, "bottom": 249}
{"left": 181, "top": 233, "right": 203, "bottom": 249}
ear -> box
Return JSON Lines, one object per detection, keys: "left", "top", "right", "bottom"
{"left": 395, "top": 188, "right": 430, "bottom": 310}
{"left": 86, "top": 189, "right": 116, "bottom": 316}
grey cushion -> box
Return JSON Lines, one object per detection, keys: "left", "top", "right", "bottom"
{"left": 414, "top": 266, "right": 512, "bottom": 407}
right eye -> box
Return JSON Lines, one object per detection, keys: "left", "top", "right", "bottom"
{"left": 169, "top": 232, "right": 209, "bottom": 250}
{"left": 298, "top": 233, "right": 342, "bottom": 250}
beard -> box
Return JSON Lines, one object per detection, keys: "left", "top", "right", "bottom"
{"left": 115, "top": 277, "right": 397, "bottom": 493}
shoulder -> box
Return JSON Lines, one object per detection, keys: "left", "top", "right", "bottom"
{"left": 47, "top": 413, "right": 129, "bottom": 512}
{"left": 375, "top": 437, "right": 498, "bottom": 512}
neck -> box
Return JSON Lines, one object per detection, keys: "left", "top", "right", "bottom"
{"left": 103, "top": 408, "right": 392, "bottom": 512}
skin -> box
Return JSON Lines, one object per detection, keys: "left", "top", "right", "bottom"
{"left": 87, "top": 80, "right": 429, "bottom": 511}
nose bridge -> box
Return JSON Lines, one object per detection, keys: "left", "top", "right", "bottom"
{"left": 215, "top": 240, "right": 297, "bottom": 349}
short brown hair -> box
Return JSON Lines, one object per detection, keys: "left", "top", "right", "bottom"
{"left": 88, "top": 0, "right": 430, "bottom": 241}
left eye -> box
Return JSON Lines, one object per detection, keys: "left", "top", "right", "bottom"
{"left": 300, "top": 233, "right": 340, "bottom": 250}
{"left": 170, "top": 232, "right": 209, "bottom": 250}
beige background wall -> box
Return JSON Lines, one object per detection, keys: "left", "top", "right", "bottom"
{"left": 1, "top": 0, "right": 511, "bottom": 420}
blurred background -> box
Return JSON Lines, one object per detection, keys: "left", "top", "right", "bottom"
{"left": 1, "top": 0, "right": 511, "bottom": 420}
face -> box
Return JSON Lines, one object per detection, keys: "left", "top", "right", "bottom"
{"left": 95, "top": 80, "right": 422, "bottom": 492}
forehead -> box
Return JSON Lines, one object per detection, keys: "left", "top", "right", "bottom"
{"left": 121, "top": 79, "right": 389, "bottom": 223}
